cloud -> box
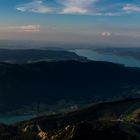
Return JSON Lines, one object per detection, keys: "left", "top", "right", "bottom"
{"left": 61, "top": 0, "right": 97, "bottom": 6}
{"left": 9, "top": 25, "right": 41, "bottom": 32}
{"left": 101, "top": 32, "right": 112, "bottom": 37}
{"left": 60, "top": 6, "right": 88, "bottom": 14}
{"left": 91, "top": 12, "right": 122, "bottom": 16}
{"left": 16, "top": 0, "right": 98, "bottom": 15}
{"left": 123, "top": 4, "right": 140, "bottom": 13}
{"left": 16, "top": 0, "right": 140, "bottom": 16}
{"left": 16, "top": 0, "right": 54, "bottom": 13}
{"left": 60, "top": 0, "right": 97, "bottom": 14}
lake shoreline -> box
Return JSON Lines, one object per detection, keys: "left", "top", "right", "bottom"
{"left": 72, "top": 49, "right": 140, "bottom": 68}
{"left": 0, "top": 115, "right": 35, "bottom": 125}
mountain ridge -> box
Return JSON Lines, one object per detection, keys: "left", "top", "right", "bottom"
{"left": 1, "top": 98, "right": 140, "bottom": 140}
{"left": 0, "top": 60, "right": 140, "bottom": 114}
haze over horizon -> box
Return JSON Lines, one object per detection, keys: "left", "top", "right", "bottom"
{"left": 1, "top": 0, "right": 140, "bottom": 47}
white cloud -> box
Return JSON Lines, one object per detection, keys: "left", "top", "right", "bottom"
{"left": 92, "top": 12, "right": 122, "bottom": 16}
{"left": 16, "top": 0, "right": 54, "bottom": 14}
{"left": 123, "top": 4, "right": 140, "bottom": 13}
{"left": 9, "top": 25, "right": 41, "bottom": 32}
{"left": 16, "top": 0, "right": 140, "bottom": 16}
{"left": 101, "top": 32, "right": 112, "bottom": 37}
{"left": 16, "top": 0, "right": 98, "bottom": 15}
{"left": 60, "top": 0, "right": 97, "bottom": 14}
{"left": 60, "top": 6, "right": 88, "bottom": 14}
{"left": 61, "top": 0, "right": 97, "bottom": 6}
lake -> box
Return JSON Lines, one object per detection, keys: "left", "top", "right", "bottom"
{"left": 72, "top": 49, "right": 140, "bottom": 68}
{"left": 0, "top": 115, "right": 35, "bottom": 125}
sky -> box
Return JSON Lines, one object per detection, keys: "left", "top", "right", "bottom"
{"left": 0, "top": 0, "right": 140, "bottom": 46}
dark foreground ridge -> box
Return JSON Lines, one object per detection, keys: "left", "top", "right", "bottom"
{"left": 1, "top": 98, "right": 140, "bottom": 140}
{"left": 0, "top": 60, "right": 140, "bottom": 113}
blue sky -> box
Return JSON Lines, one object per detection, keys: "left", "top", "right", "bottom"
{"left": 0, "top": 0, "right": 140, "bottom": 46}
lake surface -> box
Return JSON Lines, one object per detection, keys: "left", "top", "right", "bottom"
{"left": 72, "top": 49, "right": 140, "bottom": 68}
{"left": 0, "top": 115, "right": 35, "bottom": 125}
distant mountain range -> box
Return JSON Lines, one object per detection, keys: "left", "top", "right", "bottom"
{"left": 1, "top": 98, "right": 140, "bottom": 140}
{"left": 0, "top": 60, "right": 140, "bottom": 114}
{"left": 0, "top": 49, "right": 87, "bottom": 63}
